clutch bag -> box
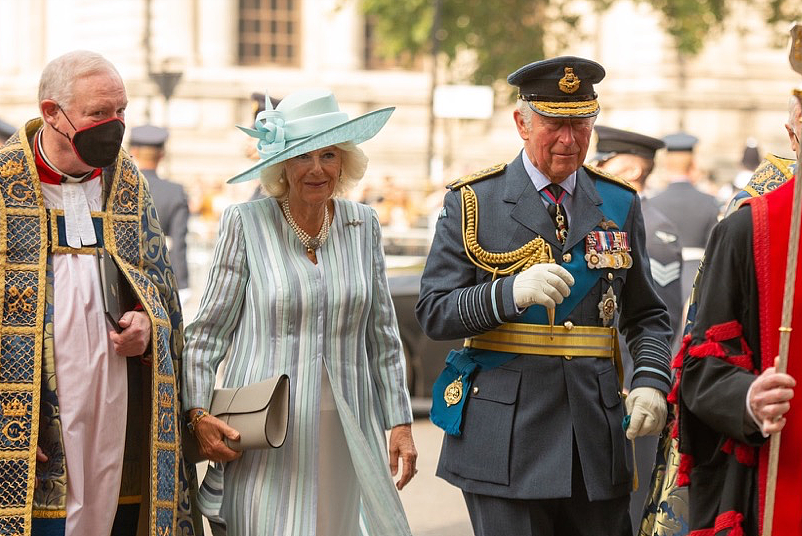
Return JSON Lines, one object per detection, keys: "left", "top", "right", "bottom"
{"left": 209, "top": 374, "right": 290, "bottom": 451}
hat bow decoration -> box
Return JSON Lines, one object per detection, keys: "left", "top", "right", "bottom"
{"left": 236, "top": 90, "right": 349, "bottom": 161}
{"left": 238, "top": 110, "right": 287, "bottom": 159}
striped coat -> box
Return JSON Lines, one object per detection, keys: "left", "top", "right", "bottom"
{"left": 182, "top": 197, "right": 413, "bottom": 536}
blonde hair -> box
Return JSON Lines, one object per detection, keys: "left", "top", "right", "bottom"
{"left": 38, "top": 50, "right": 121, "bottom": 107}
{"left": 257, "top": 141, "right": 368, "bottom": 199}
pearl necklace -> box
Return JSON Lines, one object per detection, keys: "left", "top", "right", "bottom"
{"left": 281, "top": 197, "right": 331, "bottom": 254}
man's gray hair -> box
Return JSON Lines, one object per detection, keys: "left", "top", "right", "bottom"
{"left": 258, "top": 141, "right": 369, "bottom": 199}
{"left": 38, "top": 50, "right": 121, "bottom": 107}
{"left": 516, "top": 99, "right": 534, "bottom": 129}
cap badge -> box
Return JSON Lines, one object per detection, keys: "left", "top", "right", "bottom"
{"left": 558, "top": 67, "right": 581, "bottom": 94}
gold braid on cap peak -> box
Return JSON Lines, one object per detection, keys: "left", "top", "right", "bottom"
{"left": 529, "top": 99, "right": 599, "bottom": 117}
{"left": 460, "top": 185, "right": 554, "bottom": 278}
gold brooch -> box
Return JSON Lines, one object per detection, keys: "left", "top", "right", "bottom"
{"left": 444, "top": 375, "right": 464, "bottom": 407}
{"left": 558, "top": 67, "right": 581, "bottom": 94}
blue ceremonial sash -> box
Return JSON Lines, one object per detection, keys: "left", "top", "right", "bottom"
{"left": 522, "top": 178, "right": 632, "bottom": 325}
{"left": 430, "top": 178, "right": 634, "bottom": 435}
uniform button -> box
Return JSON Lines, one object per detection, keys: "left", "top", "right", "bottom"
{"left": 564, "top": 355, "right": 572, "bottom": 360}
{"left": 607, "top": 272, "right": 614, "bottom": 281}
{"left": 472, "top": 386, "right": 479, "bottom": 395}
{"left": 562, "top": 253, "right": 572, "bottom": 263}
{"left": 617, "top": 391, "right": 623, "bottom": 399}
{"left": 563, "top": 321, "right": 574, "bottom": 330}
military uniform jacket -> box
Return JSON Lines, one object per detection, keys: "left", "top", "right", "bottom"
{"left": 621, "top": 198, "right": 683, "bottom": 385}
{"left": 142, "top": 169, "right": 189, "bottom": 290}
{"left": 416, "top": 152, "right": 672, "bottom": 502}
{"left": 649, "top": 182, "right": 719, "bottom": 251}
{"left": 650, "top": 182, "right": 720, "bottom": 299}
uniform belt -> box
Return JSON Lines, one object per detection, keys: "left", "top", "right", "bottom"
{"left": 464, "top": 322, "right": 617, "bottom": 359}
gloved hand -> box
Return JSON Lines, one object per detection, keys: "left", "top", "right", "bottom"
{"left": 512, "top": 263, "right": 574, "bottom": 309}
{"left": 625, "top": 386, "right": 667, "bottom": 440}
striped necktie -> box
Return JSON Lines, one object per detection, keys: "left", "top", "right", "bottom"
{"left": 541, "top": 183, "right": 569, "bottom": 244}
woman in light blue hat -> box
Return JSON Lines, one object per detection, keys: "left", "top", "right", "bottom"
{"left": 182, "top": 88, "right": 417, "bottom": 535}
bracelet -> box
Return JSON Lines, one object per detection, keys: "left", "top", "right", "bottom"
{"left": 187, "top": 409, "right": 209, "bottom": 435}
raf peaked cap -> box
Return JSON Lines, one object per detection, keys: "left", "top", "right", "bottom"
{"left": 508, "top": 56, "right": 605, "bottom": 118}
{"left": 594, "top": 125, "right": 665, "bottom": 161}
{"left": 662, "top": 132, "right": 698, "bottom": 152}
{"left": 130, "top": 125, "right": 169, "bottom": 147}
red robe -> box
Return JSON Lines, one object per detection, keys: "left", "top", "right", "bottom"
{"left": 751, "top": 176, "right": 802, "bottom": 533}
{"left": 677, "top": 177, "right": 801, "bottom": 536}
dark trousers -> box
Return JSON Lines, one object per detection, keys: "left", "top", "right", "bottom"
{"left": 463, "top": 443, "right": 631, "bottom": 536}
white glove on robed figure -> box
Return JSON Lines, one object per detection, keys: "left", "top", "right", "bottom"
{"left": 625, "top": 386, "right": 667, "bottom": 440}
{"left": 512, "top": 263, "right": 574, "bottom": 309}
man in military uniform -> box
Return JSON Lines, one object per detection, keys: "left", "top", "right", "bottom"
{"left": 649, "top": 133, "right": 720, "bottom": 301}
{"left": 593, "top": 125, "right": 682, "bottom": 534}
{"left": 416, "top": 57, "right": 673, "bottom": 536}
{"left": 129, "top": 124, "right": 190, "bottom": 301}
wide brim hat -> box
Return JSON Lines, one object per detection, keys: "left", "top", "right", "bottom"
{"left": 228, "top": 88, "right": 394, "bottom": 184}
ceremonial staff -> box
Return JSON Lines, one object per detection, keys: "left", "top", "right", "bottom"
{"left": 762, "top": 22, "right": 802, "bottom": 536}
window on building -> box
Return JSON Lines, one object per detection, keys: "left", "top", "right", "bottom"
{"left": 238, "top": 0, "right": 300, "bottom": 66}
{"left": 364, "top": 15, "right": 422, "bottom": 70}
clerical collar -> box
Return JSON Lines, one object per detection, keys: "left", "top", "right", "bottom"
{"left": 35, "top": 130, "right": 101, "bottom": 185}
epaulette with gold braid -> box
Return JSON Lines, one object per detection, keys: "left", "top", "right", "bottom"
{"left": 583, "top": 164, "right": 637, "bottom": 193}
{"left": 447, "top": 163, "right": 506, "bottom": 190}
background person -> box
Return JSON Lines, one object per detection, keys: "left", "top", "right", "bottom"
{"left": 593, "top": 125, "right": 682, "bottom": 534}
{"left": 649, "top": 132, "right": 720, "bottom": 301}
{"left": 182, "top": 88, "right": 417, "bottom": 536}
{"left": 129, "top": 124, "right": 190, "bottom": 302}
{"left": 0, "top": 50, "right": 197, "bottom": 536}
{"left": 416, "top": 56, "right": 673, "bottom": 536}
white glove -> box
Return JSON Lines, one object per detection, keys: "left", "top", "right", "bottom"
{"left": 512, "top": 263, "right": 574, "bottom": 309}
{"left": 625, "top": 387, "right": 667, "bottom": 440}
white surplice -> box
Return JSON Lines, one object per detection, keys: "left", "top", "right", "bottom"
{"left": 41, "top": 179, "right": 128, "bottom": 536}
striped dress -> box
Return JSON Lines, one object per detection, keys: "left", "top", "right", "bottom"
{"left": 182, "top": 197, "right": 413, "bottom": 536}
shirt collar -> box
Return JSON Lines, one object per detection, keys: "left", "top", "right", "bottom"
{"left": 520, "top": 151, "right": 576, "bottom": 195}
